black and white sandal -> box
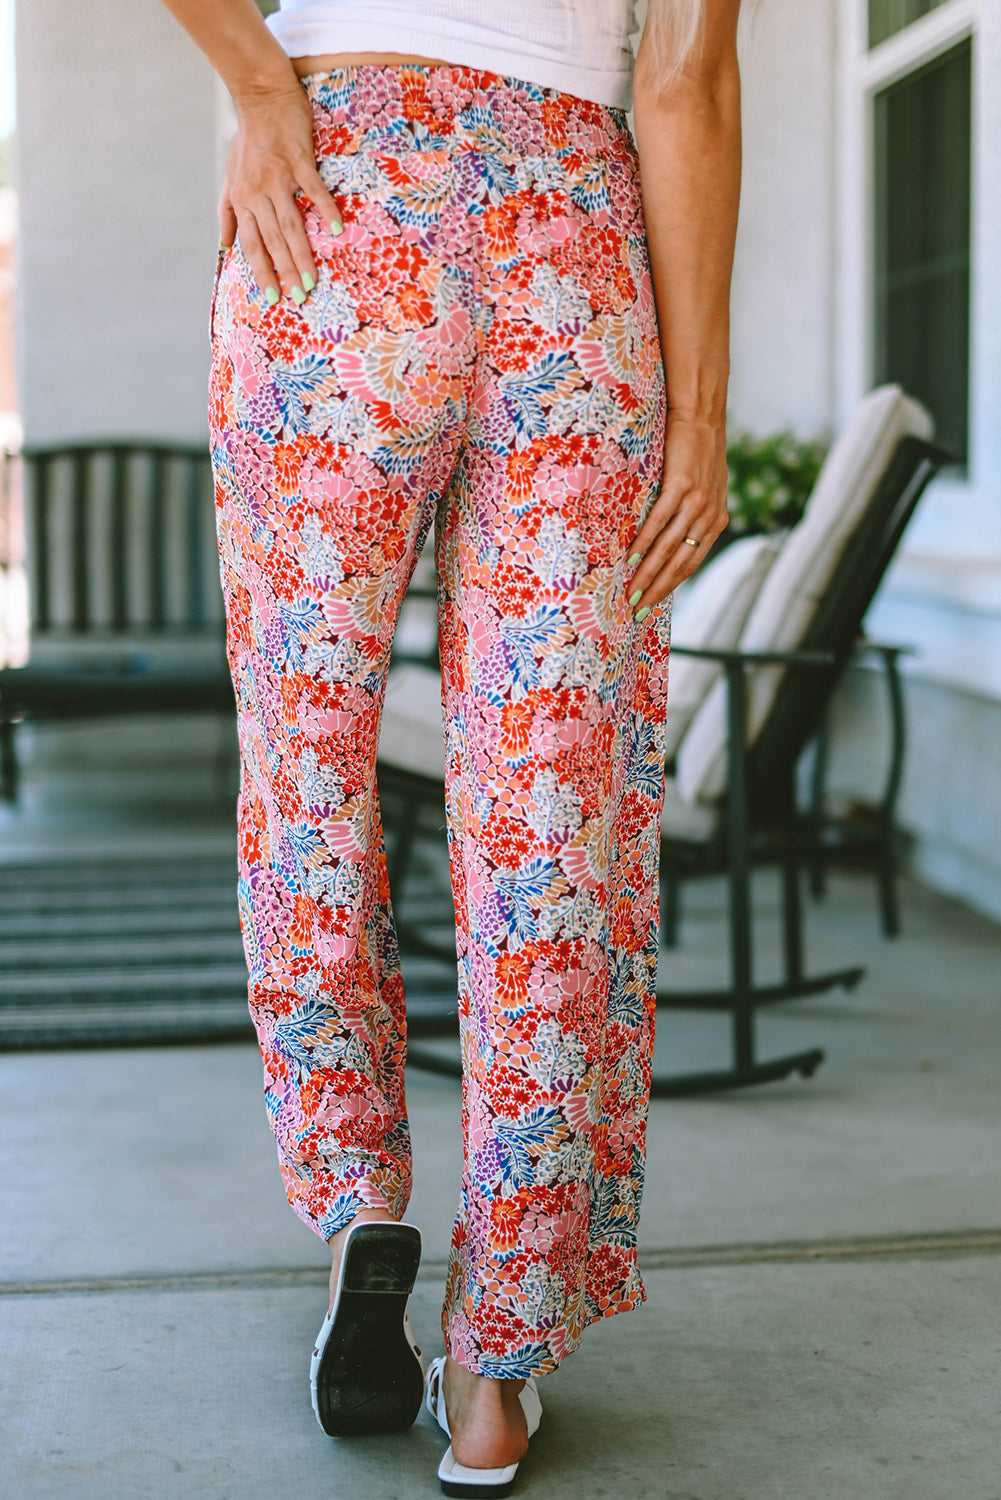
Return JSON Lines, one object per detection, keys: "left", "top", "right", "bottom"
{"left": 310, "top": 1220, "right": 425, "bottom": 1437}
{"left": 425, "top": 1354, "right": 542, "bottom": 1497}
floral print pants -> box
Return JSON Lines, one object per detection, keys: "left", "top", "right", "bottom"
{"left": 208, "top": 64, "right": 671, "bottom": 1379}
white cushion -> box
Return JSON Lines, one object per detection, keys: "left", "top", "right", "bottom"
{"left": 676, "top": 385, "right": 934, "bottom": 807}
{"left": 665, "top": 534, "right": 781, "bottom": 761}
{"left": 379, "top": 662, "right": 445, "bottom": 782}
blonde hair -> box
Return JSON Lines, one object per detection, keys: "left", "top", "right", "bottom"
{"left": 560, "top": 1, "right": 708, "bottom": 81}
{"left": 642, "top": 0, "right": 706, "bottom": 76}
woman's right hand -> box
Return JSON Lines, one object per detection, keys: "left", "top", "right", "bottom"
{"left": 221, "top": 81, "right": 345, "bottom": 304}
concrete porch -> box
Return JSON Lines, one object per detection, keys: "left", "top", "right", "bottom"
{"left": 1, "top": 829, "right": 999, "bottom": 1500}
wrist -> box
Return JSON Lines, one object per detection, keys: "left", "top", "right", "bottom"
{"left": 666, "top": 407, "right": 728, "bottom": 432}
{"left": 231, "top": 68, "right": 304, "bottom": 112}
{"left": 664, "top": 364, "right": 729, "bottom": 429}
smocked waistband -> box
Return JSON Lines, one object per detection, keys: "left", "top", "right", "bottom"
{"left": 300, "top": 63, "right": 633, "bottom": 161}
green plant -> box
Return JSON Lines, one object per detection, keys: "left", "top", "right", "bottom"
{"left": 724, "top": 428, "right": 828, "bottom": 537}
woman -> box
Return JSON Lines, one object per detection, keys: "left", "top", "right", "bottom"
{"left": 159, "top": 0, "right": 741, "bottom": 1491}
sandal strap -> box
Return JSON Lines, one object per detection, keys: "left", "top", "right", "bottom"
{"left": 425, "top": 1357, "right": 542, "bottom": 1441}
{"left": 425, "top": 1355, "right": 451, "bottom": 1436}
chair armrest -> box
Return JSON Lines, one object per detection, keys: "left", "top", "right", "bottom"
{"left": 0, "top": 664, "right": 234, "bottom": 718}
{"left": 853, "top": 638, "right": 917, "bottom": 661}
{"left": 670, "top": 644, "right": 836, "bottom": 668}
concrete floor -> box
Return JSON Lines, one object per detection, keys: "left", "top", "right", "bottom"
{"left": 2, "top": 865, "right": 1001, "bottom": 1499}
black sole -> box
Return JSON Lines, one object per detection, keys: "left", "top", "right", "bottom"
{"left": 440, "top": 1481, "right": 516, "bottom": 1498}
{"left": 313, "top": 1222, "right": 423, "bottom": 1437}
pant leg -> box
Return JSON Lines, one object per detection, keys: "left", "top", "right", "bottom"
{"left": 208, "top": 176, "right": 469, "bottom": 1242}
{"left": 437, "top": 108, "right": 671, "bottom": 1377}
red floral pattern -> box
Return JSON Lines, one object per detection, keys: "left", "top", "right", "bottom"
{"left": 209, "top": 64, "right": 671, "bottom": 1380}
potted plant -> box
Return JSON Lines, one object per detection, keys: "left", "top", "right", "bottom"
{"left": 709, "top": 428, "right": 828, "bottom": 558}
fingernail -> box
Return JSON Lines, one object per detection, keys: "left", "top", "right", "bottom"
{"left": 628, "top": 589, "right": 642, "bottom": 607}
{"left": 301, "top": 271, "right": 316, "bottom": 292}
{"left": 330, "top": 219, "right": 344, "bottom": 236}
{"left": 264, "top": 286, "right": 280, "bottom": 305}
{"left": 635, "top": 606, "right": 651, "bottom": 623}
{"left": 219, "top": 238, "right": 230, "bottom": 251}
{"left": 627, "top": 553, "right": 641, "bottom": 569}
{"left": 291, "top": 285, "right": 307, "bottom": 305}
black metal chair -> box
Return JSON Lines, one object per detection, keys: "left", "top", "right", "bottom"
{"left": 0, "top": 442, "right": 234, "bottom": 801}
{"left": 651, "top": 434, "right": 952, "bottom": 1095}
{"left": 803, "top": 640, "right": 915, "bottom": 938}
{"left": 378, "top": 434, "right": 951, "bottom": 1091}
{"left": 661, "top": 637, "right": 916, "bottom": 946}
{"left": 374, "top": 547, "right": 464, "bottom": 1051}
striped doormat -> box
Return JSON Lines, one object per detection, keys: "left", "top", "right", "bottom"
{"left": 0, "top": 857, "right": 252, "bottom": 1049}
{"left": 0, "top": 852, "right": 460, "bottom": 1051}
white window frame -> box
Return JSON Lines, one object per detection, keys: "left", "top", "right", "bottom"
{"left": 835, "top": 0, "right": 977, "bottom": 473}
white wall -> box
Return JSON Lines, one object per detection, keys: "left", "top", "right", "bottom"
{"left": 823, "top": 663, "right": 1001, "bottom": 920}
{"left": 15, "top": 0, "right": 219, "bottom": 444}
{"left": 726, "top": 0, "right": 1001, "bottom": 919}
{"left": 727, "top": 0, "right": 838, "bottom": 439}
{"left": 836, "top": 0, "right": 1001, "bottom": 708}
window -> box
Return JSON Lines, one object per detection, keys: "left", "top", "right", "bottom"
{"left": 872, "top": 38, "right": 971, "bottom": 464}
{"left": 869, "top": 0, "right": 950, "bottom": 48}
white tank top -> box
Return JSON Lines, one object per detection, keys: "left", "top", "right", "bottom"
{"left": 266, "top": 1, "right": 639, "bottom": 110}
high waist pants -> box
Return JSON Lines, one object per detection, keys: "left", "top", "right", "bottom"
{"left": 208, "top": 64, "right": 671, "bottom": 1379}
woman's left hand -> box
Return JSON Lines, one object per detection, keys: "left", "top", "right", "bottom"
{"left": 625, "top": 413, "right": 730, "bottom": 617}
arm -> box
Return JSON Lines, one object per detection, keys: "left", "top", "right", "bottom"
{"left": 625, "top": 0, "right": 743, "bottom": 615}
{"left": 158, "top": 0, "right": 344, "bottom": 302}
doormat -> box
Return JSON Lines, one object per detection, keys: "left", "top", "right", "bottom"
{"left": 0, "top": 856, "right": 252, "bottom": 1049}
{"left": 0, "top": 849, "right": 460, "bottom": 1051}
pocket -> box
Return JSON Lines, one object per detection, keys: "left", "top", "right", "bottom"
{"left": 208, "top": 242, "right": 229, "bottom": 343}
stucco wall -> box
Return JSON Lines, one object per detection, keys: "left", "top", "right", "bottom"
{"left": 726, "top": 0, "right": 838, "bottom": 441}
{"left": 15, "top": 0, "right": 218, "bottom": 444}
{"left": 15, "top": 0, "right": 841, "bottom": 448}
{"left": 823, "top": 662, "right": 1001, "bottom": 922}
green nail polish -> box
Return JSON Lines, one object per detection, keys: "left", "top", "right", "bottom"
{"left": 635, "top": 606, "right": 651, "bottom": 623}
{"left": 627, "top": 553, "right": 641, "bottom": 568}
{"left": 219, "top": 238, "right": 230, "bottom": 251}
{"left": 264, "top": 285, "right": 280, "bottom": 305}
{"left": 330, "top": 219, "right": 344, "bottom": 236}
{"left": 301, "top": 271, "right": 316, "bottom": 292}
{"left": 291, "top": 285, "right": 307, "bottom": 305}
{"left": 629, "top": 589, "right": 642, "bottom": 607}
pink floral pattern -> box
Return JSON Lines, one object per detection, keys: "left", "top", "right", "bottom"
{"left": 208, "top": 64, "right": 670, "bottom": 1379}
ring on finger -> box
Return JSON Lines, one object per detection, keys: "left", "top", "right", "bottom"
{"left": 683, "top": 536, "right": 700, "bottom": 547}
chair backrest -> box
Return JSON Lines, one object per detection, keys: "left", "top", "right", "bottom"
{"left": 676, "top": 385, "right": 941, "bottom": 809}
{"left": 17, "top": 443, "right": 223, "bottom": 649}
{"left": 748, "top": 433, "right": 947, "bottom": 813}
{"left": 665, "top": 532, "right": 781, "bottom": 761}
